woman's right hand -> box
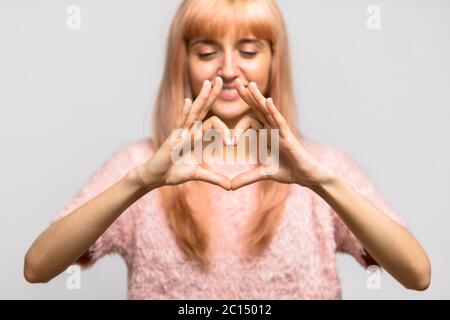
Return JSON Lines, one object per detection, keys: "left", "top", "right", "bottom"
{"left": 133, "top": 77, "right": 232, "bottom": 190}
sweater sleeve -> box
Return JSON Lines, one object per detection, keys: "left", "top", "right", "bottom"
{"left": 318, "top": 147, "right": 408, "bottom": 268}
{"left": 51, "top": 139, "right": 151, "bottom": 269}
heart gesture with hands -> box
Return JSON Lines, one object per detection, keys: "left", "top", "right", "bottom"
{"left": 134, "top": 76, "right": 335, "bottom": 192}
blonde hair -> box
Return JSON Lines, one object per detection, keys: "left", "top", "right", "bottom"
{"left": 152, "top": 0, "right": 302, "bottom": 271}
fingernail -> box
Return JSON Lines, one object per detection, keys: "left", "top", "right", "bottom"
{"left": 224, "top": 130, "right": 231, "bottom": 145}
{"left": 223, "top": 131, "right": 230, "bottom": 145}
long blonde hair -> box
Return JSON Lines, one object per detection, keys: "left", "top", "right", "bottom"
{"left": 152, "top": 0, "right": 302, "bottom": 271}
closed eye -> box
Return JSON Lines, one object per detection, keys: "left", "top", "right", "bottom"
{"left": 240, "top": 51, "right": 257, "bottom": 58}
{"left": 198, "top": 51, "right": 258, "bottom": 60}
{"left": 198, "top": 52, "right": 217, "bottom": 60}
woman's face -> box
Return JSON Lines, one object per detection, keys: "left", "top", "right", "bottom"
{"left": 187, "top": 32, "right": 272, "bottom": 127}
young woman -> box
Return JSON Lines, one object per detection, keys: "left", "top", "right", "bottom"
{"left": 24, "top": 0, "right": 431, "bottom": 299}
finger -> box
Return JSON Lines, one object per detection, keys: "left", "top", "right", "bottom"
{"left": 234, "top": 78, "right": 264, "bottom": 119}
{"left": 248, "top": 82, "right": 277, "bottom": 127}
{"left": 265, "top": 98, "right": 290, "bottom": 134}
{"left": 184, "top": 80, "right": 212, "bottom": 129}
{"left": 175, "top": 115, "right": 230, "bottom": 156}
{"left": 194, "top": 166, "right": 231, "bottom": 190}
{"left": 230, "top": 168, "right": 269, "bottom": 190}
{"left": 232, "top": 115, "right": 263, "bottom": 145}
{"left": 234, "top": 78, "right": 269, "bottom": 126}
{"left": 188, "top": 115, "right": 232, "bottom": 146}
{"left": 175, "top": 98, "right": 192, "bottom": 128}
{"left": 198, "top": 76, "right": 223, "bottom": 121}
{"left": 202, "top": 115, "right": 233, "bottom": 145}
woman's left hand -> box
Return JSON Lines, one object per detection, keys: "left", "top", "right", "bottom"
{"left": 231, "top": 79, "right": 335, "bottom": 190}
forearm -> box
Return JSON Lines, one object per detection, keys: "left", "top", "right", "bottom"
{"left": 24, "top": 167, "right": 152, "bottom": 283}
{"left": 310, "top": 174, "right": 431, "bottom": 291}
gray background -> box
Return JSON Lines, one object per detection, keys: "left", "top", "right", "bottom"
{"left": 1, "top": 0, "right": 448, "bottom": 299}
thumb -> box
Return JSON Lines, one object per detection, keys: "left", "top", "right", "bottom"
{"left": 231, "top": 168, "right": 268, "bottom": 190}
{"left": 194, "top": 166, "right": 231, "bottom": 190}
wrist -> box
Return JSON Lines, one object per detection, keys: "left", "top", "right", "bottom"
{"left": 126, "top": 164, "right": 160, "bottom": 192}
{"left": 307, "top": 167, "right": 339, "bottom": 194}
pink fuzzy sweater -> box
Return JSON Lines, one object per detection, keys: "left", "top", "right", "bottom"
{"left": 53, "top": 137, "right": 407, "bottom": 299}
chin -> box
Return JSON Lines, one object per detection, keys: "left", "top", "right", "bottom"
{"left": 210, "top": 100, "right": 250, "bottom": 125}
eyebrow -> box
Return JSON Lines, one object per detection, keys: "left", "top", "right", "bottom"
{"left": 189, "top": 38, "right": 264, "bottom": 48}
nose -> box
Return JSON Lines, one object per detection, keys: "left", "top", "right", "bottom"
{"left": 218, "top": 50, "right": 239, "bottom": 84}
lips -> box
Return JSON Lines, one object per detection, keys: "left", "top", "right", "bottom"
{"left": 219, "top": 88, "right": 239, "bottom": 101}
